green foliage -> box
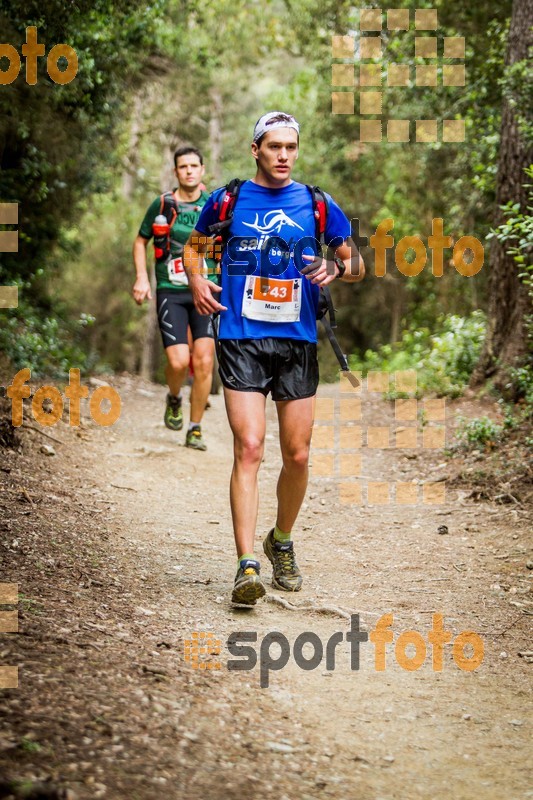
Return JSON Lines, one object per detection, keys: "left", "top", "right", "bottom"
{"left": 0, "top": 0, "right": 169, "bottom": 301}
{"left": 455, "top": 415, "right": 503, "bottom": 448}
{"left": 20, "top": 738, "right": 41, "bottom": 753}
{"left": 60, "top": 192, "right": 150, "bottom": 374}
{"left": 507, "top": 365, "right": 533, "bottom": 408}
{"left": 0, "top": 299, "right": 92, "bottom": 378}
{"left": 349, "top": 311, "right": 486, "bottom": 397}
{"left": 487, "top": 165, "right": 533, "bottom": 272}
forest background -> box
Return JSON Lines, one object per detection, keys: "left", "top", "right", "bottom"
{"left": 0, "top": 0, "right": 531, "bottom": 422}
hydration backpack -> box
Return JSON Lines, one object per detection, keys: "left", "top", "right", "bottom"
{"left": 154, "top": 190, "right": 205, "bottom": 261}
{"left": 207, "top": 179, "right": 352, "bottom": 373}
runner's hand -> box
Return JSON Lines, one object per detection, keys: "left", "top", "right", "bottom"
{"left": 190, "top": 276, "right": 227, "bottom": 315}
{"left": 133, "top": 277, "right": 152, "bottom": 304}
{"left": 301, "top": 254, "right": 339, "bottom": 287}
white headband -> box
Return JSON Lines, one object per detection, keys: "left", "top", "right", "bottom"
{"left": 253, "top": 111, "right": 300, "bottom": 142}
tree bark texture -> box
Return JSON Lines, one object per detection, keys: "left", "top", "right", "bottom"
{"left": 471, "top": 0, "right": 533, "bottom": 391}
{"left": 208, "top": 87, "right": 223, "bottom": 186}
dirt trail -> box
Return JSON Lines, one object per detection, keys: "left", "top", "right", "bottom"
{"left": 0, "top": 375, "right": 531, "bottom": 800}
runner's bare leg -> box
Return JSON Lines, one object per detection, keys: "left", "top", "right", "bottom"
{"left": 224, "top": 388, "right": 267, "bottom": 557}
{"left": 165, "top": 344, "right": 190, "bottom": 397}
{"left": 275, "top": 396, "right": 315, "bottom": 533}
{"left": 190, "top": 337, "right": 215, "bottom": 423}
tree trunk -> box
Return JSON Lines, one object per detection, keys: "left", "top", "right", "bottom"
{"left": 471, "top": 0, "right": 533, "bottom": 392}
{"left": 139, "top": 267, "right": 159, "bottom": 381}
{"left": 208, "top": 87, "right": 223, "bottom": 185}
{"left": 388, "top": 277, "right": 403, "bottom": 344}
{"left": 121, "top": 93, "right": 143, "bottom": 200}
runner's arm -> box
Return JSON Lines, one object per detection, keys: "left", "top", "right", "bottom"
{"left": 335, "top": 236, "right": 365, "bottom": 283}
{"left": 301, "top": 236, "right": 365, "bottom": 287}
{"left": 132, "top": 234, "right": 152, "bottom": 304}
{"left": 183, "top": 230, "right": 227, "bottom": 315}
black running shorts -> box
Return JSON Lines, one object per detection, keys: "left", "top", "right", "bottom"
{"left": 156, "top": 290, "right": 213, "bottom": 348}
{"left": 217, "top": 338, "right": 319, "bottom": 401}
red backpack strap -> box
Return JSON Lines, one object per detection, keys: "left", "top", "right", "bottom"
{"left": 307, "top": 185, "right": 329, "bottom": 245}
{"left": 307, "top": 185, "right": 339, "bottom": 329}
{"left": 208, "top": 179, "right": 243, "bottom": 239}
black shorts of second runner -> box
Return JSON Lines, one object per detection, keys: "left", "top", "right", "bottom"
{"left": 218, "top": 338, "right": 319, "bottom": 401}
{"left": 156, "top": 290, "right": 213, "bottom": 348}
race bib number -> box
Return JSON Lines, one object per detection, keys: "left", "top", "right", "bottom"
{"left": 167, "top": 256, "right": 189, "bottom": 286}
{"left": 241, "top": 277, "right": 301, "bottom": 323}
{"left": 167, "top": 256, "right": 209, "bottom": 286}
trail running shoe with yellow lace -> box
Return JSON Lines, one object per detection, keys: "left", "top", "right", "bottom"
{"left": 263, "top": 528, "right": 303, "bottom": 592}
{"left": 231, "top": 559, "right": 266, "bottom": 606}
{"left": 164, "top": 393, "right": 183, "bottom": 431}
{"left": 185, "top": 425, "right": 207, "bottom": 451}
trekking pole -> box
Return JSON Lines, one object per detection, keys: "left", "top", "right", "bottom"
{"left": 320, "top": 315, "right": 360, "bottom": 388}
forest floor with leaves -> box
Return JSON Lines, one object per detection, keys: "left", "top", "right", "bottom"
{"left": 0, "top": 375, "right": 531, "bottom": 800}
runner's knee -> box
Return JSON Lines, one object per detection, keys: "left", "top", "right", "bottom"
{"left": 166, "top": 351, "right": 189, "bottom": 372}
{"left": 234, "top": 435, "right": 264, "bottom": 468}
{"left": 192, "top": 351, "right": 213, "bottom": 378}
{"left": 282, "top": 445, "right": 310, "bottom": 471}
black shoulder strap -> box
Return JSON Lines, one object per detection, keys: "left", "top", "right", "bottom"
{"left": 207, "top": 179, "right": 243, "bottom": 239}
{"left": 159, "top": 191, "right": 178, "bottom": 228}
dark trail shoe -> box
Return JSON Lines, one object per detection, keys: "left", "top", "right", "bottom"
{"left": 185, "top": 425, "right": 207, "bottom": 451}
{"left": 263, "top": 528, "right": 303, "bottom": 592}
{"left": 164, "top": 394, "right": 183, "bottom": 431}
{"left": 231, "top": 559, "right": 266, "bottom": 606}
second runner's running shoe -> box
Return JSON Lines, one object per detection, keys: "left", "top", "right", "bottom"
{"left": 263, "top": 529, "right": 303, "bottom": 592}
{"left": 164, "top": 393, "right": 183, "bottom": 431}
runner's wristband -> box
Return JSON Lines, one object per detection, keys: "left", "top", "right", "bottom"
{"left": 334, "top": 258, "right": 346, "bottom": 278}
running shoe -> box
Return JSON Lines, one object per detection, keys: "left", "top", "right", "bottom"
{"left": 185, "top": 425, "right": 207, "bottom": 451}
{"left": 231, "top": 559, "right": 266, "bottom": 605}
{"left": 164, "top": 393, "right": 183, "bottom": 431}
{"left": 263, "top": 528, "right": 303, "bottom": 592}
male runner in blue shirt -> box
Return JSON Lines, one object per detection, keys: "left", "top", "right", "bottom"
{"left": 184, "top": 111, "right": 365, "bottom": 605}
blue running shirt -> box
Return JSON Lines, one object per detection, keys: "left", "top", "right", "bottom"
{"left": 195, "top": 181, "right": 351, "bottom": 342}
